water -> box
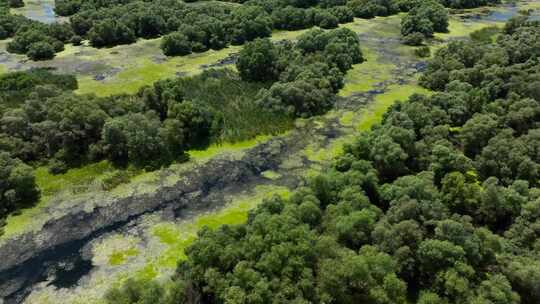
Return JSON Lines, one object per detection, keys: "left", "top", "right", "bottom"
{"left": 12, "top": 1, "right": 58, "bottom": 24}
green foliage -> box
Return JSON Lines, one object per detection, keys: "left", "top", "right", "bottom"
{"left": 251, "top": 28, "right": 363, "bottom": 117}
{"left": 88, "top": 19, "right": 136, "bottom": 47}
{"left": 415, "top": 46, "right": 431, "bottom": 57}
{"left": 0, "top": 152, "right": 39, "bottom": 221}
{"left": 236, "top": 38, "right": 279, "bottom": 82}
{"left": 102, "top": 112, "right": 170, "bottom": 169}
{"left": 161, "top": 32, "right": 192, "bottom": 56}
{"left": 401, "top": 0, "right": 449, "bottom": 37}
{"left": 26, "top": 41, "right": 55, "bottom": 60}
{"left": 403, "top": 32, "right": 425, "bottom": 46}
{"left": 107, "top": 18, "right": 540, "bottom": 304}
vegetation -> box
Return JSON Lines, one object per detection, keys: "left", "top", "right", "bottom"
{"left": 243, "top": 28, "right": 363, "bottom": 117}
{"left": 0, "top": 0, "right": 506, "bottom": 60}
{"left": 0, "top": 152, "right": 39, "bottom": 228}
{"left": 399, "top": 0, "right": 501, "bottom": 44}
{"left": 106, "top": 17, "right": 540, "bottom": 304}
{"left": 0, "top": 26, "right": 360, "bottom": 222}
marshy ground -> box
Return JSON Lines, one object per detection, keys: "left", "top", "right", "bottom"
{"left": 0, "top": 1, "right": 538, "bottom": 303}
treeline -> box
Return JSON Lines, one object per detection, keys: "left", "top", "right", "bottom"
{"left": 0, "top": 0, "right": 503, "bottom": 60}
{"left": 0, "top": 0, "right": 24, "bottom": 9}
{"left": 0, "top": 5, "right": 75, "bottom": 60}
{"left": 106, "top": 17, "right": 540, "bottom": 304}
{"left": 400, "top": 0, "right": 500, "bottom": 45}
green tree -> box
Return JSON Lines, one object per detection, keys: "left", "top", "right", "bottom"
{"left": 161, "top": 32, "right": 192, "bottom": 56}
{"left": 0, "top": 152, "right": 40, "bottom": 219}
{"left": 236, "top": 38, "right": 278, "bottom": 82}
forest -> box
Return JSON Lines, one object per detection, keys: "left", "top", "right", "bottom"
{"left": 103, "top": 15, "right": 540, "bottom": 304}
{"left": 0, "top": 0, "right": 499, "bottom": 60}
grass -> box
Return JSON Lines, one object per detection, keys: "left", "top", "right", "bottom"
{"left": 109, "top": 248, "right": 139, "bottom": 266}
{"left": 0, "top": 161, "right": 147, "bottom": 242}
{"left": 261, "top": 170, "right": 282, "bottom": 180}
{"left": 435, "top": 18, "right": 496, "bottom": 40}
{"left": 71, "top": 26, "right": 316, "bottom": 97}
{"left": 357, "top": 83, "right": 431, "bottom": 131}
{"left": 144, "top": 185, "right": 291, "bottom": 274}
{"left": 0, "top": 132, "right": 278, "bottom": 243}
{"left": 76, "top": 43, "right": 243, "bottom": 96}
{"left": 0, "top": 161, "right": 133, "bottom": 241}
{"left": 170, "top": 69, "right": 293, "bottom": 143}
{"left": 186, "top": 125, "right": 281, "bottom": 160}
{"left": 35, "top": 161, "right": 116, "bottom": 197}
{"left": 338, "top": 46, "right": 396, "bottom": 96}
{"left": 520, "top": 0, "right": 540, "bottom": 11}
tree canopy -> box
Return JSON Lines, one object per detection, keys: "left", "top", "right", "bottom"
{"left": 106, "top": 16, "right": 540, "bottom": 304}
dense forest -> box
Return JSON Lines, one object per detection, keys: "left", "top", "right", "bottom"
{"left": 104, "top": 16, "right": 540, "bottom": 304}
{"left": 0, "top": 0, "right": 500, "bottom": 60}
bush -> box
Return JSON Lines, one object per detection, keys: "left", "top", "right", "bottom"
{"left": 161, "top": 32, "right": 192, "bottom": 56}
{"left": 403, "top": 32, "right": 425, "bottom": 46}
{"left": 8, "top": 0, "right": 24, "bottom": 8}
{"left": 70, "top": 35, "right": 82, "bottom": 45}
{"left": 236, "top": 38, "right": 279, "bottom": 82}
{"left": 27, "top": 41, "right": 55, "bottom": 60}
{"left": 414, "top": 46, "right": 431, "bottom": 57}
{"left": 401, "top": 1, "right": 448, "bottom": 37}
{"left": 0, "top": 152, "right": 40, "bottom": 220}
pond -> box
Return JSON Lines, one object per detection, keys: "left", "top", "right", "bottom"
{"left": 11, "top": 0, "right": 58, "bottom": 24}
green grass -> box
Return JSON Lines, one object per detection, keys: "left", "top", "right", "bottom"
{"left": 76, "top": 43, "right": 243, "bottom": 96}
{"left": 435, "top": 18, "right": 496, "bottom": 40}
{"left": 171, "top": 69, "right": 293, "bottom": 143}
{"left": 109, "top": 247, "right": 139, "bottom": 266}
{"left": 0, "top": 161, "right": 144, "bottom": 242}
{"left": 357, "top": 84, "right": 431, "bottom": 131}
{"left": 338, "top": 47, "right": 396, "bottom": 96}
{"left": 261, "top": 170, "right": 282, "bottom": 180}
{"left": 35, "top": 161, "right": 115, "bottom": 197}
{"left": 146, "top": 185, "right": 291, "bottom": 272}
{"left": 470, "top": 26, "right": 501, "bottom": 43}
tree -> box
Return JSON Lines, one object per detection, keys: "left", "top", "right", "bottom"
{"left": 257, "top": 80, "right": 334, "bottom": 117}
{"left": 101, "top": 112, "right": 170, "bottom": 168}
{"left": 230, "top": 6, "right": 272, "bottom": 44}
{"left": 0, "top": 152, "right": 40, "bottom": 219}
{"left": 401, "top": 1, "right": 448, "bottom": 37}
{"left": 161, "top": 32, "right": 192, "bottom": 56}
{"left": 88, "top": 19, "right": 136, "bottom": 47}
{"left": 459, "top": 113, "right": 498, "bottom": 157}
{"left": 161, "top": 101, "right": 214, "bottom": 154}
{"left": 26, "top": 41, "right": 55, "bottom": 60}
{"left": 236, "top": 38, "right": 278, "bottom": 82}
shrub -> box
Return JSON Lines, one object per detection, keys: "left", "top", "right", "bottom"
{"left": 403, "top": 32, "right": 425, "bottom": 46}
{"left": 415, "top": 46, "right": 431, "bottom": 57}
{"left": 27, "top": 41, "right": 55, "bottom": 60}
{"left": 161, "top": 32, "right": 192, "bottom": 56}
{"left": 70, "top": 35, "right": 82, "bottom": 45}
